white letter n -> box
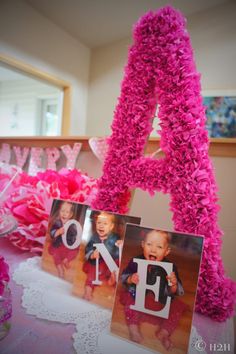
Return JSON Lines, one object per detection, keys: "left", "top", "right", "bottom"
{"left": 92, "top": 243, "right": 119, "bottom": 285}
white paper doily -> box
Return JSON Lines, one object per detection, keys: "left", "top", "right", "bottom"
{"left": 13, "top": 257, "right": 206, "bottom": 354}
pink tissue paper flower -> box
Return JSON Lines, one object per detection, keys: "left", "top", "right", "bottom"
{"left": 0, "top": 169, "right": 97, "bottom": 254}
{"left": 0, "top": 256, "right": 10, "bottom": 296}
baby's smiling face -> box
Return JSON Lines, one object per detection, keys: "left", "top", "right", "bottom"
{"left": 142, "top": 230, "right": 170, "bottom": 262}
{"left": 59, "top": 203, "right": 73, "bottom": 224}
{"left": 96, "top": 213, "right": 114, "bottom": 241}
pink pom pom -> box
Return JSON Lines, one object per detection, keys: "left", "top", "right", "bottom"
{"left": 2, "top": 169, "right": 97, "bottom": 254}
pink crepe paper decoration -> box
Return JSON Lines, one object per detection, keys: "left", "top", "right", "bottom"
{"left": 89, "top": 137, "right": 109, "bottom": 162}
{"left": 28, "top": 147, "right": 44, "bottom": 176}
{"left": 92, "top": 6, "right": 236, "bottom": 321}
{"left": 13, "top": 146, "right": 29, "bottom": 168}
{"left": 61, "top": 143, "right": 82, "bottom": 169}
{"left": 0, "top": 256, "right": 10, "bottom": 296}
{"left": 0, "top": 144, "right": 11, "bottom": 164}
{"left": 1, "top": 169, "right": 98, "bottom": 254}
{"left": 45, "top": 147, "right": 60, "bottom": 170}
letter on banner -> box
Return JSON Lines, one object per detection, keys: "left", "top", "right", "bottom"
{"left": 13, "top": 146, "right": 29, "bottom": 168}
{"left": 61, "top": 143, "right": 82, "bottom": 169}
{"left": 46, "top": 147, "right": 60, "bottom": 170}
{"left": 28, "top": 147, "right": 44, "bottom": 175}
{"left": 0, "top": 143, "right": 11, "bottom": 164}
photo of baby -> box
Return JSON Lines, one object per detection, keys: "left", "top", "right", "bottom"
{"left": 72, "top": 208, "right": 141, "bottom": 309}
{"left": 42, "top": 199, "right": 88, "bottom": 282}
{"left": 111, "top": 224, "right": 204, "bottom": 354}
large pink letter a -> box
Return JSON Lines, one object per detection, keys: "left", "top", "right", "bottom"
{"left": 92, "top": 6, "right": 236, "bottom": 321}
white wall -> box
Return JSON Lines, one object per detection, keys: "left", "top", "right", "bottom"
{"left": 86, "top": 37, "right": 131, "bottom": 136}
{"left": 211, "top": 156, "right": 236, "bottom": 280}
{"left": 187, "top": 0, "right": 236, "bottom": 90}
{"left": 87, "top": 0, "right": 236, "bottom": 136}
{"left": 0, "top": 0, "right": 90, "bottom": 135}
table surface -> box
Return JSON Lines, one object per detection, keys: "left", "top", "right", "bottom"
{"left": 0, "top": 237, "right": 235, "bottom": 354}
{"left": 0, "top": 238, "right": 76, "bottom": 354}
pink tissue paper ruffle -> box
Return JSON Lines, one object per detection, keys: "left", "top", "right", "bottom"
{"left": 0, "top": 169, "right": 97, "bottom": 254}
{"left": 0, "top": 256, "right": 10, "bottom": 296}
{"left": 92, "top": 6, "right": 236, "bottom": 321}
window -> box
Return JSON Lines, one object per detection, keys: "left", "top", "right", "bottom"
{"left": 39, "top": 98, "right": 62, "bottom": 136}
{"left": 0, "top": 56, "right": 70, "bottom": 136}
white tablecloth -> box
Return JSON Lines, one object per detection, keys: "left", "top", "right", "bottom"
{"left": 7, "top": 257, "right": 235, "bottom": 354}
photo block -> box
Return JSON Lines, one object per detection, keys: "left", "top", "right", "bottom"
{"left": 111, "top": 224, "right": 204, "bottom": 354}
{"left": 42, "top": 199, "right": 88, "bottom": 282}
{"left": 72, "top": 208, "right": 141, "bottom": 309}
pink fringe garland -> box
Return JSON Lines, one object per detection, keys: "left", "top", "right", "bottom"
{"left": 92, "top": 6, "right": 236, "bottom": 321}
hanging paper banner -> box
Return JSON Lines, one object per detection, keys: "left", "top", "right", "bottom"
{"left": 89, "top": 137, "right": 109, "bottom": 162}
{"left": 46, "top": 147, "right": 60, "bottom": 170}
{"left": 28, "top": 147, "right": 44, "bottom": 176}
{"left": 0, "top": 143, "right": 11, "bottom": 164}
{"left": 13, "top": 146, "right": 29, "bottom": 168}
{"left": 61, "top": 143, "right": 82, "bottom": 169}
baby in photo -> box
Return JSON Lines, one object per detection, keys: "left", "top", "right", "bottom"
{"left": 120, "top": 229, "right": 185, "bottom": 350}
{"left": 111, "top": 225, "right": 203, "bottom": 353}
{"left": 48, "top": 200, "right": 79, "bottom": 278}
{"left": 42, "top": 199, "right": 88, "bottom": 282}
{"left": 72, "top": 209, "right": 141, "bottom": 309}
{"left": 83, "top": 211, "right": 122, "bottom": 300}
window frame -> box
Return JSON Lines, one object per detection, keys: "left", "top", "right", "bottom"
{"left": 0, "top": 54, "right": 71, "bottom": 136}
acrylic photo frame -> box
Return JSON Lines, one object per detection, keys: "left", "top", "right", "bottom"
{"left": 111, "top": 224, "right": 204, "bottom": 354}
{"left": 72, "top": 208, "right": 141, "bottom": 309}
{"left": 41, "top": 199, "right": 88, "bottom": 282}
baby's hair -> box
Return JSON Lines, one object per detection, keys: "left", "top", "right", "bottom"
{"left": 49, "top": 201, "right": 75, "bottom": 230}
{"left": 59, "top": 201, "right": 75, "bottom": 215}
{"left": 61, "top": 201, "right": 73, "bottom": 206}
{"left": 60, "top": 201, "right": 74, "bottom": 208}
{"left": 96, "top": 211, "right": 116, "bottom": 224}
{"left": 144, "top": 229, "right": 171, "bottom": 244}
